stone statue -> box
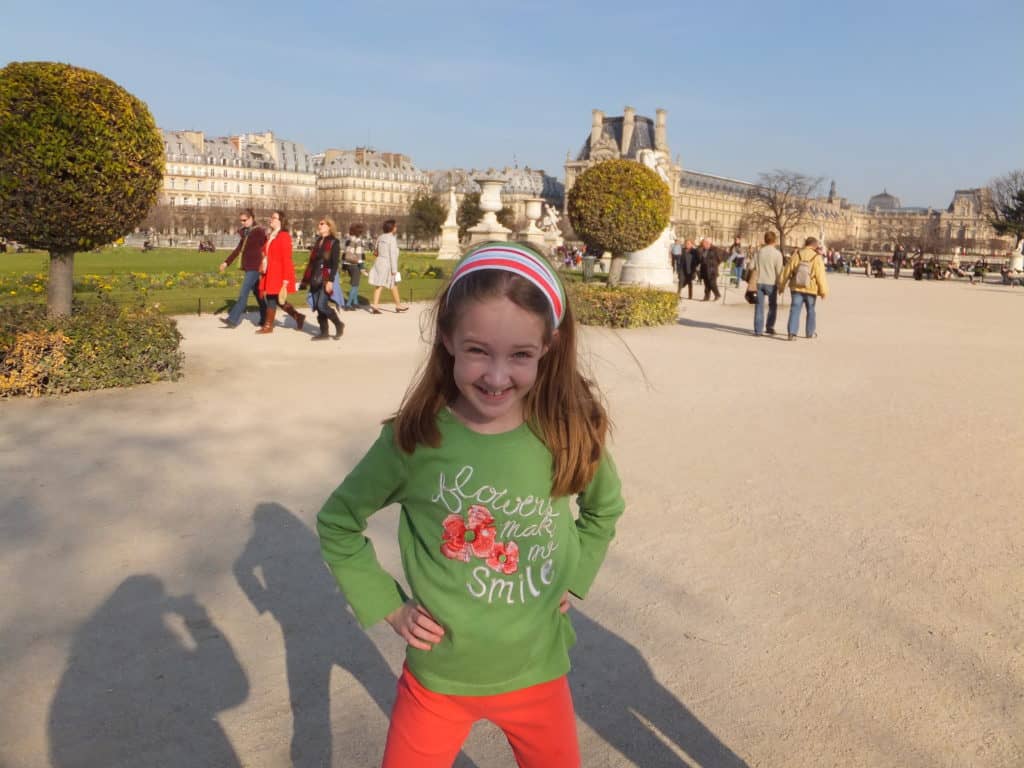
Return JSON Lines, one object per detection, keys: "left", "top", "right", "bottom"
{"left": 541, "top": 203, "right": 561, "bottom": 232}
{"left": 637, "top": 149, "right": 670, "bottom": 183}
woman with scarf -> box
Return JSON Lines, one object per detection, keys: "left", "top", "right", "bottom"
{"left": 300, "top": 217, "right": 345, "bottom": 340}
{"left": 257, "top": 211, "right": 305, "bottom": 334}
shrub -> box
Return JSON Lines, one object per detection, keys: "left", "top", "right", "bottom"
{"left": 0, "top": 297, "right": 183, "bottom": 397}
{"left": 0, "top": 62, "right": 164, "bottom": 316}
{"left": 567, "top": 284, "right": 678, "bottom": 328}
{"left": 566, "top": 159, "right": 671, "bottom": 257}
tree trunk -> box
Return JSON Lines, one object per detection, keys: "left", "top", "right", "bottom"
{"left": 48, "top": 250, "right": 75, "bottom": 317}
{"left": 608, "top": 255, "right": 626, "bottom": 287}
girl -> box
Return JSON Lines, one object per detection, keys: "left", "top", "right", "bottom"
{"left": 318, "top": 242, "right": 625, "bottom": 767}
{"left": 300, "top": 218, "right": 345, "bottom": 340}
{"left": 256, "top": 210, "right": 304, "bottom": 334}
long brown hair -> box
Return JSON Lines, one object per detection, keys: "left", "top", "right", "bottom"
{"left": 391, "top": 244, "right": 608, "bottom": 496}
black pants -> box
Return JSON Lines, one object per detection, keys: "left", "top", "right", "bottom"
{"left": 703, "top": 276, "right": 721, "bottom": 300}
{"left": 678, "top": 274, "right": 695, "bottom": 299}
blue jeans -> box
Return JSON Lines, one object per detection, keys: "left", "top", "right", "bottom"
{"left": 347, "top": 284, "right": 359, "bottom": 307}
{"left": 754, "top": 283, "right": 778, "bottom": 334}
{"left": 227, "top": 269, "right": 266, "bottom": 326}
{"left": 788, "top": 292, "right": 817, "bottom": 337}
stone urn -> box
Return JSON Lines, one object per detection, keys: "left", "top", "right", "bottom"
{"left": 520, "top": 197, "right": 546, "bottom": 246}
{"left": 468, "top": 175, "right": 512, "bottom": 245}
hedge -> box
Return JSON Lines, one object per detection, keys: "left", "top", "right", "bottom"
{"left": 567, "top": 284, "right": 678, "bottom": 328}
{"left": 0, "top": 297, "right": 183, "bottom": 397}
{"left": 566, "top": 159, "right": 671, "bottom": 256}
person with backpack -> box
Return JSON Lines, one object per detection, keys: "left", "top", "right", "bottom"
{"left": 778, "top": 236, "right": 829, "bottom": 340}
{"left": 341, "top": 223, "right": 367, "bottom": 311}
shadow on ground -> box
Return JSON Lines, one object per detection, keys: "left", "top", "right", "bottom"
{"left": 677, "top": 317, "right": 755, "bottom": 337}
{"left": 48, "top": 575, "right": 248, "bottom": 767}
{"left": 234, "top": 502, "right": 478, "bottom": 768}
{"left": 571, "top": 610, "right": 749, "bottom": 767}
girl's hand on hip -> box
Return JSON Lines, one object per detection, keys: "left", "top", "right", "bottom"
{"left": 559, "top": 592, "right": 571, "bottom": 614}
{"left": 386, "top": 601, "right": 445, "bottom": 651}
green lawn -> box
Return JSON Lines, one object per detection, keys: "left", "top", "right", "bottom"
{"left": 0, "top": 247, "right": 449, "bottom": 315}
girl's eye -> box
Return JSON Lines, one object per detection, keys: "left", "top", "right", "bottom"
{"left": 467, "top": 346, "right": 486, "bottom": 355}
{"left": 513, "top": 351, "right": 533, "bottom": 360}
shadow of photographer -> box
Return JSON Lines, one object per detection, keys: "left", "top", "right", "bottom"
{"left": 48, "top": 574, "right": 248, "bottom": 767}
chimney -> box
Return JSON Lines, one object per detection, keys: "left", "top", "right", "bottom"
{"left": 590, "top": 110, "right": 604, "bottom": 153}
{"left": 621, "top": 106, "right": 635, "bottom": 156}
{"left": 655, "top": 109, "right": 667, "bottom": 151}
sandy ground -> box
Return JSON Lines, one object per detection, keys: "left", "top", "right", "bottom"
{"left": 1, "top": 274, "right": 1022, "bottom": 768}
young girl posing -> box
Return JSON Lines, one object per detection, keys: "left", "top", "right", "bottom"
{"left": 317, "top": 242, "right": 625, "bottom": 767}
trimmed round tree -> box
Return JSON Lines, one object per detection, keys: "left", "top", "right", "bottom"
{"left": 566, "top": 159, "right": 671, "bottom": 286}
{"left": 0, "top": 62, "right": 164, "bottom": 316}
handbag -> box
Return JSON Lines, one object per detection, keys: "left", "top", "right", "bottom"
{"left": 394, "top": 271, "right": 402, "bottom": 283}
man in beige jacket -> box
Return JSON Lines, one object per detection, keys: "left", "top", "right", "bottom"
{"left": 778, "top": 236, "right": 829, "bottom": 340}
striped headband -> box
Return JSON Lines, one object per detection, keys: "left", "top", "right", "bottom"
{"left": 449, "top": 244, "right": 566, "bottom": 327}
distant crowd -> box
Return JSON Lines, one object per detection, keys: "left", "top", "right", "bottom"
{"left": 217, "top": 208, "right": 409, "bottom": 340}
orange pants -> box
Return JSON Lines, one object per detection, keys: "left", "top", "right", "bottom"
{"left": 381, "top": 665, "right": 580, "bottom": 768}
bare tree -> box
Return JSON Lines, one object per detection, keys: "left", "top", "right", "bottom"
{"left": 743, "top": 170, "right": 824, "bottom": 254}
{"left": 986, "top": 169, "right": 1024, "bottom": 247}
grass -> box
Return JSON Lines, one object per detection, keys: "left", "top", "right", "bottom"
{"left": 0, "top": 247, "right": 450, "bottom": 315}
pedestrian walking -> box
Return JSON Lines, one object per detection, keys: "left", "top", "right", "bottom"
{"left": 778, "top": 237, "right": 829, "bottom": 340}
{"left": 368, "top": 220, "right": 409, "bottom": 314}
{"left": 750, "top": 231, "right": 784, "bottom": 337}
{"left": 256, "top": 210, "right": 304, "bottom": 334}
{"left": 219, "top": 208, "right": 267, "bottom": 328}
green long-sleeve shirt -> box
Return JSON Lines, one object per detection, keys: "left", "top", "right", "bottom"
{"left": 317, "top": 409, "right": 625, "bottom": 696}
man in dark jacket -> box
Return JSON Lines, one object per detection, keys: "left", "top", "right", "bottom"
{"left": 219, "top": 209, "right": 268, "bottom": 328}
{"left": 676, "top": 239, "right": 699, "bottom": 299}
{"left": 698, "top": 238, "right": 722, "bottom": 301}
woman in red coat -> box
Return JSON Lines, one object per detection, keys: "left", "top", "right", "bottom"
{"left": 257, "top": 211, "right": 305, "bottom": 333}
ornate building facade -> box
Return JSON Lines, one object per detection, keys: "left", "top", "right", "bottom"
{"left": 313, "top": 148, "right": 431, "bottom": 219}
{"left": 158, "top": 130, "right": 316, "bottom": 213}
{"left": 565, "top": 107, "right": 1010, "bottom": 255}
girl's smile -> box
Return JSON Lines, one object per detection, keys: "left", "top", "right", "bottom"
{"left": 443, "top": 296, "right": 549, "bottom": 434}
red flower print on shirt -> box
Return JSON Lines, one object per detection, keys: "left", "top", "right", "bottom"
{"left": 439, "top": 505, "right": 498, "bottom": 562}
{"left": 440, "top": 514, "right": 472, "bottom": 562}
{"left": 486, "top": 541, "right": 520, "bottom": 575}
{"left": 466, "top": 505, "right": 497, "bottom": 558}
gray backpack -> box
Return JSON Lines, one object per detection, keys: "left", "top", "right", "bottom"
{"left": 794, "top": 256, "right": 813, "bottom": 289}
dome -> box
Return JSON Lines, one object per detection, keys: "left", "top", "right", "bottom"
{"left": 867, "top": 189, "right": 901, "bottom": 211}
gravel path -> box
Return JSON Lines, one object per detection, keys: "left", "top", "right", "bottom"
{"left": 1, "top": 275, "right": 1021, "bottom": 767}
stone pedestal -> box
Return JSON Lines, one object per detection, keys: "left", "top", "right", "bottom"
{"left": 619, "top": 226, "right": 676, "bottom": 289}
{"left": 437, "top": 186, "right": 461, "bottom": 260}
{"left": 1011, "top": 241, "right": 1024, "bottom": 271}
{"left": 467, "top": 175, "right": 511, "bottom": 245}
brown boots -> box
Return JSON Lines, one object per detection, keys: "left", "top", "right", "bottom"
{"left": 257, "top": 304, "right": 306, "bottom": 335}
{"left": 255, "top": 308, "right": 276, "bottom": 334}
{"left": 280, "top": 302, "right": 305, "bottom": 331}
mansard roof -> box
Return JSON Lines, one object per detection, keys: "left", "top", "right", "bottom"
{"left": 576, "top": 115, "right": 657, "bottom": 161}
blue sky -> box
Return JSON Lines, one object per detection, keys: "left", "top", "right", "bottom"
{"left": 4, "top": 0, "right": 1022, "bottom": 207}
